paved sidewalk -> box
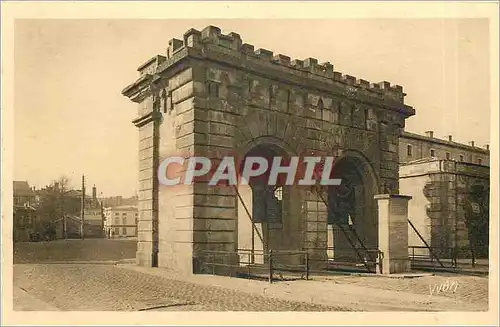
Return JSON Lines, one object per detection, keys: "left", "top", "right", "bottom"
{"left": 13, "top": 287, "right": 61, "bottom": 311}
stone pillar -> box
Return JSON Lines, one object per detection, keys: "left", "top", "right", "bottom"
{"left": 303, "top": 190, "right": 328, "bottom": 270}
{"left": 374, "top": 194, "right": 412, "bottom": 274}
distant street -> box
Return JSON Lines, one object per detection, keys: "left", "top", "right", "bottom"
{"left": 13, "top": 238, "right": 137, "bottom": 264}
{"left": 12, "top": 239, "right": 489, "bottom": 311}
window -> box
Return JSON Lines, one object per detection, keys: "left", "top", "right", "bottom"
{"left": 123, "top": 217, "right": 127, "bottom": 225}
{"left": 430, "top": 149, "right": 436, "bottom": 157}
{"left": 446, "top": 152, "right": 451, "bottom": 160}
{"left": 122, "top": 212, "right": 127, "bottom": 215}
{"left": 317, "top": 98, "right": 324, "bottom": 111}
{"left": 122, "top": 227, "right": 127, "bottom": 235}
{"left": 460, "top": 154, "right": 464, "bottom": 162}
{"left": 207, "top": 81, "right": 219, "bottom": 98}
{"left": 477, "top": 158, "right": 482, "bottom": 165}
{"left": 407, "top": 145, "right": 413, "bottom": 157}
{"left": 114, "top": 218, "right": 119, "bottom": 225}
{"left": 274, "top": 186, "right": 283, "bottom": 201}
{"left": 113, "top": 227, "right": 119, "bottom": 235}
{"left": 268, "top": 85, "right": 275, "bottom": 106}
{"left": 115, "top": 212, "right": 119, "bottom": 216}
{"left": 286, "top": 90, "right": 291, "bottom": 112}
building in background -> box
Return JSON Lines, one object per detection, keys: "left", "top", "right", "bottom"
{"left": 53, "top": 185, "right": 105, "bottom": 239}
{"left": 13, "top": 181, "right": 38, "bottom": 242}
{"left": 13, "top": 181, "right": 36, "bottom": 207}
{"left": 101, "top": 195, "right": 138, "bottom": 208}
{"left": 103, "top": 205, "right": 138, "bottom": 238}
{"left": 399, "top": 130, "right": 489, "bottom": 166}
{"left": 81, "top": 185, "right": 105, "bottom": 238}
{"left": 399, "top": 132, "right": 490, "bottom": 259}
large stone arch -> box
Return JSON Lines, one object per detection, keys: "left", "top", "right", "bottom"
{"left": 235, "top": 137, "right": 303, "bottom": 267}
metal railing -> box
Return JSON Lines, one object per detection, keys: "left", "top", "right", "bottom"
{"left": 325, "top": 246, "right": 383, "bottom": 274}
{"left": 195, "top": 246, "right": 386, "bottom": 282}
{"left": 195, "top": 249, "right": 309, "bottom": 283}
{"left": 408, "top": 245, "right": 489, "bottom": 269}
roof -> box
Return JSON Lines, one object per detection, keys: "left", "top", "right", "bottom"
{"left": 105, "top": 205, "right": 138, "bottom": 211}
{"left": 13, "top": 181, "right": 34, "bottom": 196}
{"left": 401, "top": 131, "right": 489, "bottom": 154}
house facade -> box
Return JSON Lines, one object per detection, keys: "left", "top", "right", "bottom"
{"left": 103, "top": 205, "right": 138, "bottom": 238}
{"left": 13, "top": 181, "right": 38, "bottom": 242}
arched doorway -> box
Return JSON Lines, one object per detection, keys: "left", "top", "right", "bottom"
{"left": 236, "top": 142, "right": 301, "bottom": 266}
{"left": 327, "top": 153, "right": 378, "bottom": 263}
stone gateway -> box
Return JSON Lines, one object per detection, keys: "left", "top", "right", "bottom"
{"left": 122, "top": 25, "right": 415, "bottom": 275}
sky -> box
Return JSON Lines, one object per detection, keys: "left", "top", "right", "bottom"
{"left": 14, "top": 19, "right": 491, "bottom": 197}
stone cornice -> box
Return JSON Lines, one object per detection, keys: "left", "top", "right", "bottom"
{"left": 122, "top": 74, "right": 154, "bottom": 103}
{"left": 132, "top": 111, "right": 162, "bottom": 128}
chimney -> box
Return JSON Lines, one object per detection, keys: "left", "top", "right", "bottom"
{"left": 469, "top": 141, "right": 475, "bottom": 147}
{"left": 448, "top": 135, "right": 453, "bottom": 142}
{"left": 425, "top": 131, "right": 434, "bottom": 138}
{"left": 92, "top": 185, "right": 97, "bottom": 200}
{"left": 485, "top": 144, "right": 489, "bottom": 151}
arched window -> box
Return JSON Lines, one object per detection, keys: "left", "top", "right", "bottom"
{"left": 317, "top": 98, "right": 324, "bottom": 111}
{"left": 268, "top": 84, "right": 275, "bottom": 108}
{"left": 286, "top": 90, "right": 291, "bottom": 112}
{"left": 206, "top": 81, "right": 219, "bottom": 98}
{"left": 273, "top": 186, "right": 283, "bottom": 201}
{"left": 160, "top": 89, "right": 167, "bottom": 113}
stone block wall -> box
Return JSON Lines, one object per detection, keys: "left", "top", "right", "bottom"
{"left": 400, "top": 159, "right": 490, "bottom": 258}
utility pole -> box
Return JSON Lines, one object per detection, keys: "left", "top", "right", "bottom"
{"left": 81, "top": 175, "right": 85, "bottom": 240}
{"left": 100, "top": 193, "right": 105, "bottom": 238}
{"left": 60, "top": 186, "right": 67, "bottom": 240}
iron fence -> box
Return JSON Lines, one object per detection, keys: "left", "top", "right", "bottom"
{"left": 194, "top": 249, "right": 310, "bottom": 283}
{"left": 408, "top": 245, "right": 489, "bottom": 269}
{"left": 194, "top": 247, "right": 386, "bottom": 282}
{"left": 325, "top": 246, "right": 383, "bottom": 273}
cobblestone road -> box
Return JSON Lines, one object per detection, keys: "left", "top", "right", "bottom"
{"left": 325, "top": 274, "right": 489, "bottom": 305}
{"left": 13, "top": 264, "right": 351, "bottom": 311}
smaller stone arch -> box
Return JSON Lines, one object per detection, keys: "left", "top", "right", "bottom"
{"left": 327, "top": 149, "right": 380, "bottom": 261}
{"left": 333, "top": 149, "right": 380, "bottom": 191}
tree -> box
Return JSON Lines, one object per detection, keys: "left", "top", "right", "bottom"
{"left": 35, "top": 176, "right": 80, "bottom": 239}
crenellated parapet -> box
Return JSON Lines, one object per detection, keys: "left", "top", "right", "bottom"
{"left": 124, "top": 25, "right": 408, "bottom": 107}
{"left": 184, "top": 26, "right": 406, "bottom": 101}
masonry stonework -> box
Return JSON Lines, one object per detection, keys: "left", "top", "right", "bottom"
{"left": 400, "top": 159, "right": 490, "bottom": 258}
{"left": 122, "top": 25, "right": 415, "bottom": 274}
